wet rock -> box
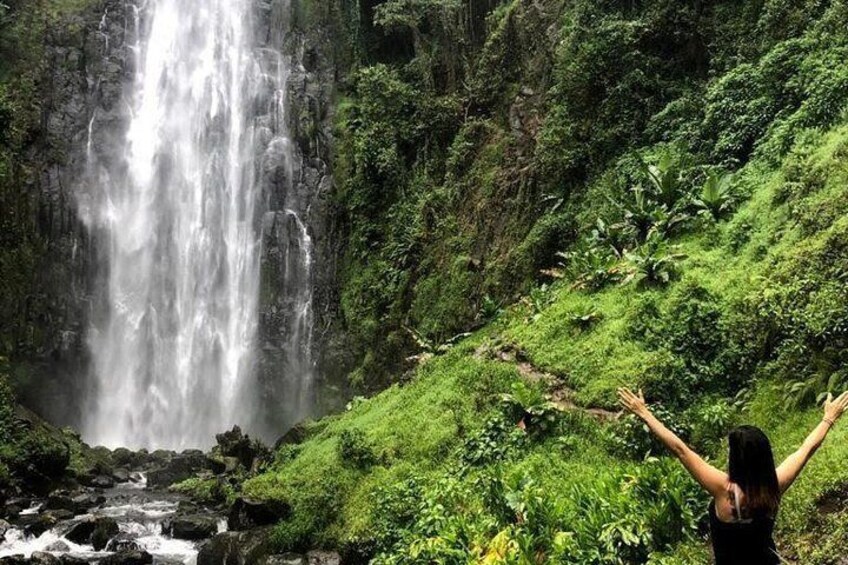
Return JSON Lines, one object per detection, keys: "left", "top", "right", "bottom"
{"left": 0, "top": 518, "right": 11, "bottom": 541}
{"left": 273, "top": 423, "right": 308, "bottom": 450}
{"left": 149, "top": 449, "right": 175, "bottom": 462}
{"left": 215, "top": 427, "right": 259, "bottom": 469}
{"left": 30, "top": 552, "right": 60, "bottom": 565}
{"left": 111, "top": 448, "right": 146, "bottom": 469}
{"left": 98, "top": 550, "right": 153, "bottom": 565}
{"left": 147, "top": 452, "right": 209, "bottom": 488}
{"left": 197, "top": 528, "right": 273, "bottom": 565}
{"left": 57, "top": 557, "right": 86, "bottom": 565}
{"left": 206, "top": 458, "right": 227, "bottom": 475}
{"left": 112, "top": 468, "right": 131, "bottom": 483}
{"left": 65, "top": 516, "right": 118, "bottom": 548}
{"left": 227, "top": 498, "right": 289, "bottom": 531}
{"left": 164, "top": 514, "right": 219, "bottom": 540}
{"left": 0, "top": 556, "right": 28, "bottom": 565}
{"left": 64, "top": 518, "right": 96, "bottom": 543}
{"left": 44, "top": 509, "right": 74, "bottom": 521}
{"left": 71, "top": 493, "right": 105, "bottom": 513}
{"left": 44, "top": 493, "right": 76, "bottom": 513}
{"left": 91, "top": 475, "right": 115, "bottom": 489}
{"left": 105, "top": 533, "right": 142, "bottom": 552}
{"left": 258, "top": 555, "right": 306, "bottom": 565}
{"left": 4, "top": 498, "right": 33, "bottom": 519}
{"left": 44, "top": 540, "right": 71, "bottom": 552}
{"left": 22, "top": 513, "right": 58, "bottom": 538}
{"left": 91, "top": 517, "right": 120, "bottom": 551}
{"left": 305, "top": 552, "right": 340, "bottom": 565}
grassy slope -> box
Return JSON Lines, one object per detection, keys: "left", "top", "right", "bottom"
{"left": 244, "top": 118, "right": 848, "bottom": 563}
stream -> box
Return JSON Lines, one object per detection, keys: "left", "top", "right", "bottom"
{"left": 0, "top": 475, "right": 221, "bottom": 564}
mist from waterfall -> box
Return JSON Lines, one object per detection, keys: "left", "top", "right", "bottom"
{"left": 80, "top": 0, "right": 314, "bottom": 449}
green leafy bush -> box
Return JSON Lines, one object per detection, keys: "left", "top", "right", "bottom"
{"left": 338, "top": 429, "right": 376, "bottom": 469}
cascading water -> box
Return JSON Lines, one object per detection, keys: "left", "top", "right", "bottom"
{"left": 80, "top": 0, "right": 314, "bottom": 449}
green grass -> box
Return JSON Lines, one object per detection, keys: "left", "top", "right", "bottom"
{"left": 240, "top": 117, "right": 848, "bottom": 563}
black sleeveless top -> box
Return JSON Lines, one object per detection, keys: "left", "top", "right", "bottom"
{"left": 709, "top": 500, "right": 779, "bottom": 564}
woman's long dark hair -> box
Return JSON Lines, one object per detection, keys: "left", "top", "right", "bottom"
{"left": 727, "top": 425, "right": 780, "bottom": 518}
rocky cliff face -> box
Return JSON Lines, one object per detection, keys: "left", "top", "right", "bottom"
{"left": 10, "top": 0, "right": 134, "bottom": 427}
{"left": 15, "top": 0, "right": 351, "bottom": 435}
{"left": 253, "top": 0, "right": 353, "bottom": 432}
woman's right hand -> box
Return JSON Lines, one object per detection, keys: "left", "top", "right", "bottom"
{"left": 824, "top": 391, "right": 848, "bottom": 424}
{"left": 617, "top": 387, "right": 649, "bottom": 419}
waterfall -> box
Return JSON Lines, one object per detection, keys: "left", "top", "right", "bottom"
{"left": 80, "top": 0, "right": 312, "bottom": 449}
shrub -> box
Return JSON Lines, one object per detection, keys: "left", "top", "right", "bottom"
{"left": 338, "top": 429, "right": 376, "bottom": 469}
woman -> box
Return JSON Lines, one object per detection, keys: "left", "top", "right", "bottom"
{"left": 617, "top": 387, "right": 848, "bottom": 564}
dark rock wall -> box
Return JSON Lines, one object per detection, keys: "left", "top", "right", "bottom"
{"left": 12, "top": 0, "right": 134, "bottom": 427}
{"left": 255, "top": 0, "right": 353, "bottom": 433}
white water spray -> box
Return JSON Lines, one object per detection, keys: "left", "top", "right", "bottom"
{"left": 81, "top": 0, "right": 309, "bottom": 449}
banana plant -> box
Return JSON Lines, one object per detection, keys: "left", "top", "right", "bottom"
{"left": 622, "top": 230, "right": 686, "bottom": 287}
{"left": 640, "top": 154, "right": 685, "bottom": 209}
{"left": 694, "top": 169, "right": 734, "bottom": 219}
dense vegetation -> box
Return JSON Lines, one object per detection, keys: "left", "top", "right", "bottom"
{"left": 236, "top": 0, "right": 848, "bottom": 562}
{"left": 3, "top": 0, "right": 848, "bottom": 562}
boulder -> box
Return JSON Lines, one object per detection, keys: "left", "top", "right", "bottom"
{"left": 64, "top": 519, "right": 96, "bottom": 543}
{"left": 146, "top": 452, "right": 209, "bottom": 489}
{"left": 22, "top": 513, "right": 58, "bottom": 538}
{"left": 164, "top": 514, "right": 219, "bottom": 540}
{"left": 111, "top": 468, "right": 130, "bottom": 483}
{"left": 91, "top": 475, "right": 115, "bottom": 489}
{"left": 148, "top": 450, "right": 176, "bottom": 468}
{"left": 71, "top": 493, "right": 105, "bottom": 513}
{"left": 44, "top": 509, "right": 74, "bottom": 522}
{"left": 105, "top": 533, "right": 142, "bottom": 552}
{"left": 0, "top": 557, "right": 28, "bottom": 565}
{"left": 98, "top": 551, "right": 153, "bottom": 565}
{"left": 29, "top": 553, "right": 60, "bottom": 565}
{"left": 44, "top": 494, "right": 76, "bottom": 513}
{"left": 65, "top": 516, "right": 118, "bottom": 549}
{"left": 227, "top": 498, "right": 289, "bottom": 531}
{"left": 273, "top": 423, "right": 308, "bottom": 450}
{"left": 258, "top": 555, "right": 306, "bottom": 565}
{"left": 3, "top": 504, "right": 21, "bottom": 519}
{"left": 44, "top": 540, "right": 71, "bottom": 552}
{"left": 91, "top": 517, "right": 119, "bottom": 551}
{"left": 110, "top": 448, "right": 146, "bottom": 469}
{"left": 305, "top": 552, "right": 340, "bottom": 565}
{"left": 196, "top": 528, "right": 273, "bottom": 565}
{"left": 0, "top": 518, "right": 11, "bottom": 541}
{"left": 215, "top": 427, "right": 268, "bottom": 470}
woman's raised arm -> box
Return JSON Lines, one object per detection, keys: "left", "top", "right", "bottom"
{"left": 776, "top": 391, "right": 848, "bottom": 493}
{"left": 618, "top": 387, "right": 728, "bottom": 498}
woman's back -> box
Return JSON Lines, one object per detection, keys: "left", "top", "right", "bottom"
{"left": 708, "top": 493, "right": 778, "bottom": 565}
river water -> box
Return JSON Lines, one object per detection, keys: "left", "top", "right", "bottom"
{"left": 0, "top": 477, "right": 211, "bottom": 564}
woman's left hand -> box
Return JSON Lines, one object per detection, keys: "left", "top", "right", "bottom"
{"left": 617, "top": 387, "right": 649, "bottom": 419}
